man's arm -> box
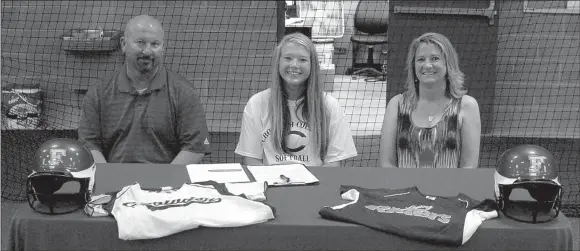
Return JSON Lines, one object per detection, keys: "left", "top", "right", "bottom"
{"left": 171, "top": 150, "right": 205, "bottom": 164}
{"left": 176, "top": 83, "right": 212, "bottom": 162}
{"left": 78, "top": 85, "right": 107, "bottom": 163}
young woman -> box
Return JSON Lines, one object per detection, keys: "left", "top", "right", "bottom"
{"left": 235, "top": 33, "right": 357, "bottom": 167}
{"left": 379, "top": 32, "right": 481, "bottom": 168}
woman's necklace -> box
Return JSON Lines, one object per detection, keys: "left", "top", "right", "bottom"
{"left": 427, "top": 100, "right": 449, "bottom": 122}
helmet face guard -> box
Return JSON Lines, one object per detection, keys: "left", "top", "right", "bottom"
{"left": 26, "top": 171, "right": 91, "bottom": 215}
{"left": 496, "top": 180, "right": 562, "bottom": 224}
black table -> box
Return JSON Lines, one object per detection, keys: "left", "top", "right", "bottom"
{"left": 8, "top": 164, "right": 574, "bottom": 250}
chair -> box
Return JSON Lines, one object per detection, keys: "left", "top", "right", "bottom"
{"left": 349, "top": 0, "right": 389, "bottom": 81}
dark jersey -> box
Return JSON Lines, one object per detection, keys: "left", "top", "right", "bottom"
{"left": 319, "top": 186, "right": 497, "bottom": 246}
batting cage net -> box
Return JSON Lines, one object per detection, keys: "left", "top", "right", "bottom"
{"left": 1, "top": 1, "right": 578, "bottom": 217}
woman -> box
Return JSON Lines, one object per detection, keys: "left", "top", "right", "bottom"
{"left": 379, "top": 32, "right": 481, "bottom": 168}
{"left": 235, "top": 33, "right": 357, "bottom": 167}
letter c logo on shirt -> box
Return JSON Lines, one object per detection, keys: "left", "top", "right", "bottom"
{"left": 285, "top": 130, "right": 308, "bottom": 153}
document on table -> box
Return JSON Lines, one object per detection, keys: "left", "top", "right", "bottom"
{"left": 186, "top": 163, "right": 250, "bottom": 183}
{"left": 247, "top": 164, "right": 319, "bottom": 187}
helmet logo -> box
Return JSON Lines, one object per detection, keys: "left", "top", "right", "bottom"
{"left": 528, "top": 155, "right": 547, "bottom": 176}
{"left": 47, "top": 149, "right": 67, "bottom": 169}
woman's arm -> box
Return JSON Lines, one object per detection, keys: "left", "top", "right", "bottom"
{"left": 321, "top": 94, "right": 357, "bottom": 166}
{"left": 321, "top": 161, "right": 341, "bottom": 167}
{"left": 235, "top": 93, "right": 266, "bottom": 165}
{"left": 459, "top": 95, "right": 481, "bottom": 169}
{"left": 379, "top": 95, "right": 400, "bottom": 168}
{"left": 244, "top": 156, "right": 264, "bottom": 166}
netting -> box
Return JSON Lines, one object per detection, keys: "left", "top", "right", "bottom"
{"left": 1, "top": 0, "right": 578, "bottom": 217}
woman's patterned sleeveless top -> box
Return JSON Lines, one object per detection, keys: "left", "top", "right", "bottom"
{"left": 396, "top": 92, "right": 462, "bottom": 168}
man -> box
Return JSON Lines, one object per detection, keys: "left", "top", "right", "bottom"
{"left": 78, "top": 15, "right": 212, "bottom": 164}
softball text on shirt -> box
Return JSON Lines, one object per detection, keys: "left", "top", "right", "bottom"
{"left": 261, "top": 120, "right": 312, "bottom": 163}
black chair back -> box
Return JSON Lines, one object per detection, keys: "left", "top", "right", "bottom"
{"left": 353, "top": 0, "right": 390, "bottom": 35}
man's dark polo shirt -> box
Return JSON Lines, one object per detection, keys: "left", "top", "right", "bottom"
{"left": 78, "top": 65, "right": 212, "bottom": 163}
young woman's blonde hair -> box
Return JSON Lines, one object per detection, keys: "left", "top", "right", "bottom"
{"left": 269, "top": 33, "right": 330, "bottom": 161}
{"left": 405, "top": 32, "right": 466, "bottom": 101}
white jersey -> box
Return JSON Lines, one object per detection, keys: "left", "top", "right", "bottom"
{"left": 235, "top": 89, "right": 357, "bottom": 166}
{"left": 90, "top": 182, "right": 275, "bottom": 240}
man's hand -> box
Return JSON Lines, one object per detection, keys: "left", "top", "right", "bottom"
{"left": 171, "top": 150, "right": 205, "bottom": 165}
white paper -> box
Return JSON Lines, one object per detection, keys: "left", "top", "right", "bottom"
{"left": 225, "top": 182, "right": 269, "bottom": 201}
{"left": 247, "top": 164, "right": 319, "bottom": 186}
{"left": 186, "top": 163, "right": 250, "bottom": 183}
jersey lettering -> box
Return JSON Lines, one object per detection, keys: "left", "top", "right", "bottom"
{"left": 123, "top": 197, "right": 222, "bottom": 211}
{"left": 365, "top": 204, "right": 451, "bottom": 224}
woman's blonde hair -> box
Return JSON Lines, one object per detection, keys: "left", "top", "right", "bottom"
{"left": 405, "top": 32, "right": 466, "bottom": 100}
{"left": 269, "top": 33, "right": 330, "bottom": 161}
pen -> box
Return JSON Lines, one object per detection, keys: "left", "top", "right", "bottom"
{"left": 272, "top": 182, "right": 306, "bottom": 186}
{"left": 280, "top": 174, "right": 291, "bottom": 183}
{"left": 208, "top": 169, "right": 243, "bottom": 172}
